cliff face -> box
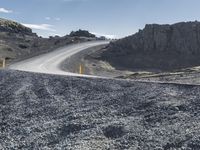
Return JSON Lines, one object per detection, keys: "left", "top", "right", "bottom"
{"left": 101, "top": 21, "right": 200, "bottom": 71}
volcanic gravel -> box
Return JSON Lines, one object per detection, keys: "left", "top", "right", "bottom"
{"left": 1, "top": 70, "right": 200, "bottom": 150}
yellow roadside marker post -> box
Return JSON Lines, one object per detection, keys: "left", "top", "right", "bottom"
{"left": 0, "top": 58, "right": 5, "bottom": 68}
{"left": 79, "top": 64, "right": 83, "bottom": 74}
{"left": 2, "top": 58, "right": 5, "bottom": 68}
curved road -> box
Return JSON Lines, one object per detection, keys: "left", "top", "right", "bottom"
{"left": 9, "top": 41, "right": 109, "bottom": 77}
{"left": 9, "top": 40, "right": 200, "bottom": 86}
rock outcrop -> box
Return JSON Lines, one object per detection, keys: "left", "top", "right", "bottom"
{"left": 0, "top": 18, "right": 36, "bottom": 36}
{"left": 101, "top": 21, "right": 200, "bottom": 71}
{"left": 70, "top": 29, "right": 96, "bottom": 38}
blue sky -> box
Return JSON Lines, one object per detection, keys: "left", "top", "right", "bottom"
{"left": 1, "top": 0, "right": 200, "bottom": 38}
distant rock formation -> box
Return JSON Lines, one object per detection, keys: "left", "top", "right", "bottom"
{"left": 101, "top": 21, "right": 200, "bottom": 71}
{"left": 70, "top": 29, "right": 96, "bottom": 38}
{"left": 0, "top": 18, "right": 36, "bottom": 36}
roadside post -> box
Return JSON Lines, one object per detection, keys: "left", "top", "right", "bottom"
{"left": 79, "top": 64, "right": 83, "bottom": 74}
{"left": 3, "top": 58, "right": 5, "bottom": 68}
{"left": 0, "top": 58, "right": 6, "bottom": 68}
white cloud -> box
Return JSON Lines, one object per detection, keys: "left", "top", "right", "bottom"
{"left": 22, "top": 23, "right": 56, "bottom": 32}
{"left": 55, "top": 18, "right": 61, "bottom": 21}
{"left": 45, "top": 17, "right": 51, "bottom": 20}
{"left": 45, "top": 17, "right": 61, "bottom": 21}
{"left": 92, "top": 32, "right": 116, "bottom": 39}
{"left": 0, "top": 8, "right": 13, "bottom": 13}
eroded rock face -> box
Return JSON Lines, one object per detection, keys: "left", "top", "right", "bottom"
{"left": 101, "top": 21, "right": 200, "bottom": 71}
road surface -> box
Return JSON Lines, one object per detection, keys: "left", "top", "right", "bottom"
{"left": 9, "top": 41, "right": 109, "bottom": 77}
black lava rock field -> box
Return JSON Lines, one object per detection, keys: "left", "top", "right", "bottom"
{"left": 1, "top": 70, "right": 200, "bottom": 150}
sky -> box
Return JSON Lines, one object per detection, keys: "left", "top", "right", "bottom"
{"left": 1, "top": 0, "right": 200, "bottom": 38}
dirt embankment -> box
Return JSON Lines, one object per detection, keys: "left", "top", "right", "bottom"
{"left": 60, "top": 44, "right": 134, "bottom": 78}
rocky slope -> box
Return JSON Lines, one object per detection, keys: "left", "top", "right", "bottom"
{"left": 1, "top": 69, "right": 200, "bottom": 149}
{"left": 100, "top": 21, "right": 200, "bottom": 71}
{"left": 0, "top": 18, "right": 36, "bottom": 36}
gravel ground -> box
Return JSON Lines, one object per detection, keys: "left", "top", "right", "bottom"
{"left": 1, "top": 70, "right": 200, "bottom": 150}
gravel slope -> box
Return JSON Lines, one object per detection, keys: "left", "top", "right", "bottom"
{"left": 1, "top": 70, "right": 200, "bottom": 149}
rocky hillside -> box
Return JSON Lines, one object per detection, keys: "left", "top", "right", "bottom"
{"left": 0, "top": 18, "right": 36, "bottom": 36}
{"left": 0, "top": 18, "right": 97, "bottom": 64}
{"left": 101, "top": 21, "right": 200, "bottom": 71}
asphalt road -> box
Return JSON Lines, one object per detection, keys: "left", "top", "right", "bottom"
{"left": 9, "top": 41, "right": 109, "bottom": 77}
